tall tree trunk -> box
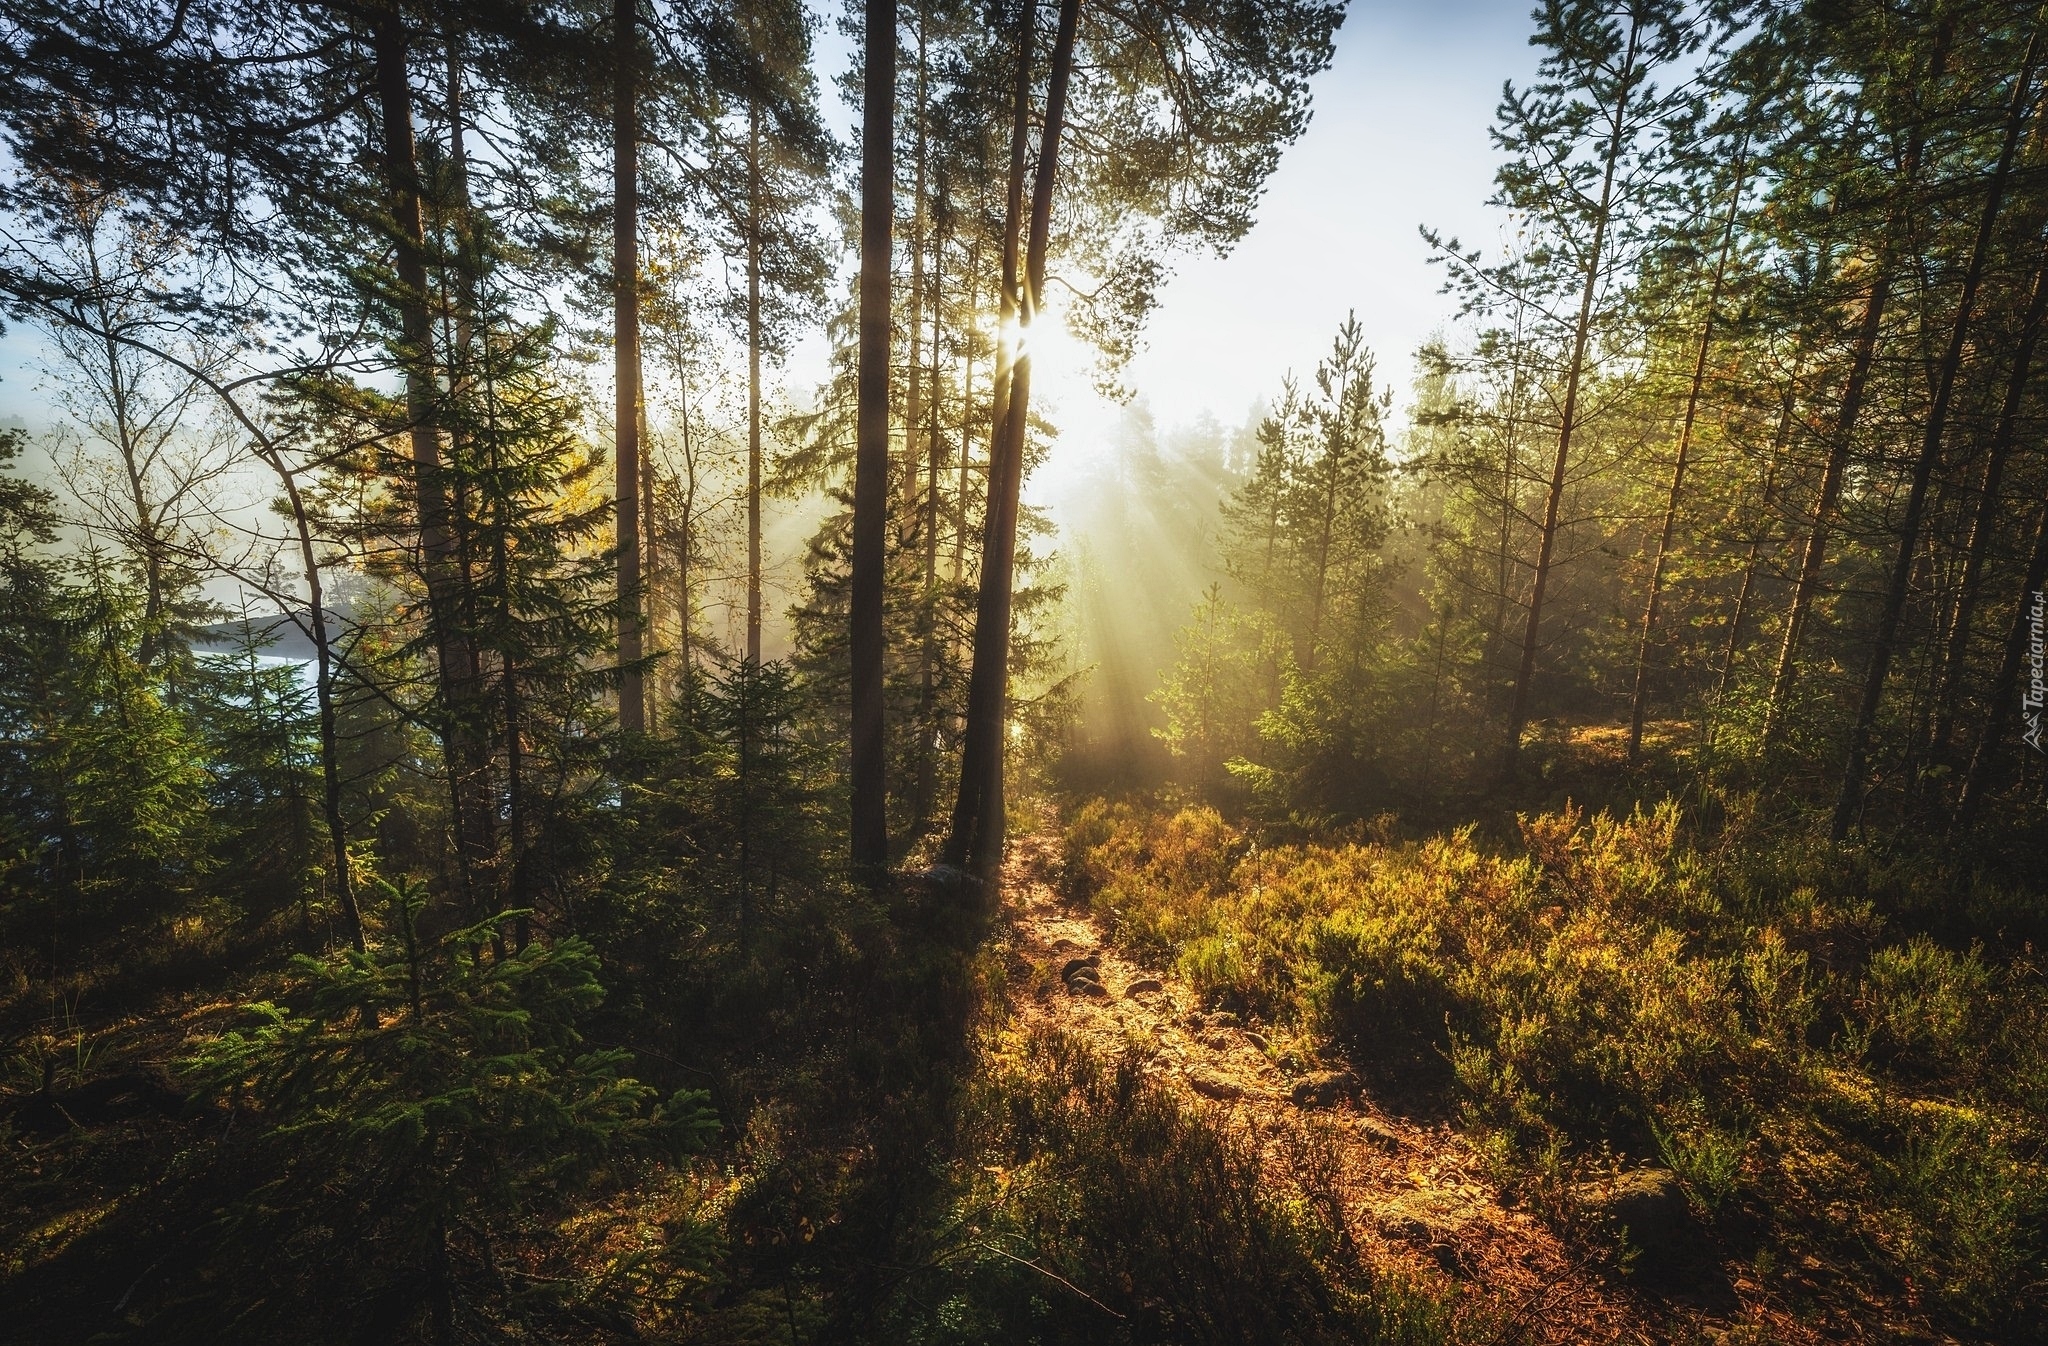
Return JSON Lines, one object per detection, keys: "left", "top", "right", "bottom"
{"left": 747, "top": 102, "right": 765, "bottom": 665}
{"left": 941, "top": 0, "right": 1033, "bottom": 869}
{"left": 678, "top": 377, "right": 698, "bottom": 698}
{"left": 370, "top": 3, "right": 493, "bottom": 904}
{"left": 1628, "top": 141, "right": 1748, "bottom": 762}
{"left": 1711, "top": 356, "right": 1801, "bottom": 725}
{"left": 1762, "top": 37, "right": 1951, "bottom": 747}
{"left": 267, "top": 449, "right": 364, "bottom": 953}
{"left": 1488, "top": 300, "right": 1530, "bottom": 689}
{"left": 1760, "top": 275, "right": 1891, "bottom": 746}
{"left": 643, "top": 401, "right": 658, "bottom": 700}
{"left": 1500, "top": 16, "right": 1641, "bottom": 782}
{"left": 954, "top": 235, "right": 981, "bottom": 585}
{"left": 947, "top": 0, "right": 1079, "bottom": 876}
{"left": 915, "top": 203, "right": 945, "bottom": 828}
{"left": 901, "top": 14, "right": 928, "bottom": 534}
{"left": 1955, "top": 502, "right": 2048, "bottom": 825}
{"left": 487, "top": 369, "right": 531, "bottom": 935}
{"left": 1833, "top": 29, "right": 2038, "bottom": 841}
{"left": 1305, "top": 357, "right": 1356, "bottom": 670}
{"left": 850, "top": 0, "right": 897, "bottom": 874}
{"left": 1931, "top": 250, "right": 2048, "bottom": 760}
{"left": 614, "top": 0, "right": 645, "bottom": 733}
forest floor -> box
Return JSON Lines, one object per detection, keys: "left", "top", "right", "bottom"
{"left": 985, "top": 829, "right": 1834, "bottom": 1346}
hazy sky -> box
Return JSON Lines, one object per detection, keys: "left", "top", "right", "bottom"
{"left": 0, "top": 0, "right": 1546, "bottom": 462}
{"left": 796, "top": 0, "right": 1547, "bottom": 479}
{"left": 1068, "top": 0, "right": 1541, "bottom": 434}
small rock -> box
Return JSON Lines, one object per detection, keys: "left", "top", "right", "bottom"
{"left": 1051, "top": 937, "right": 1089, "bottom": 953}
{"left": 1576, "top": 1167, "right": 1691, "bottom": 1259}
{"left": 1378, "top": 1214, "right": 1431, "bottom": 1244}
{"left": 1355, "top": 1115, "right": 1403, "bottom": 1150}
{"left": 1124, "top": 977, "right": 1164, "bottom": 997}
{"left": 1205, "top": 1011, "right": 1242, "bottom": 1029}
{"left": 1289, "top": 1069, "right": 1359, "bottom": 1109}
{"left": 1186, "top": 1071, "right": 1244, "bottom": 1101}
{"left": 1071, "top": 979, "right": 1111, "bottom": 998}
{"left": 918, "top": 864, "right": 985, "bottom": 899}
{"left": 1426, "top": 1242, "right": 1468, "bottom": 1277}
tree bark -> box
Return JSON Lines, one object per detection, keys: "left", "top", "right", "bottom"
{"left": 614, "top": 0, "right": 645, "bottom": 733}
{"left": 370, "top": 2, "right": 493, "bottom": 904}
{"left": 941, "top": 0, "right": 1033, "bottom": 870}
{"left": 1931, "top": 251, "right": 2048, "bottom": 760}
{"left": 850, "top": 0, "right": 897, "bottom": 875}
{"left": 1833, "top": 28, "right": 2038, "bottom": 841}
{"left": 1955, "top": 503, "right": 2048, "bottom": 825}
{"left": 1711, "top": 355, "right": 1801, "bottom": 724}
{"left": 947, "top": 0, "right": 1079, "bottom": 876}
{"left": 678, "top": 369, "right": 698, "bottom": 696}
{"left": 915, "top": 199, "right": 945, "bottom": 828}
{"left": 955, "top": 235, "right": 980, "bottom": 585}
{"left": 1759, "top": 275, "right": 1890, "bottom": 747}
{"left": 1762, "top": 35, "right": 1950, "bottom": 747}
{"left": 263, "top": 448, "right": 364, "bottom": 953}
{"left": 1500, "top": 15, "right": 1640, "bottom": 782}
{"left": 1305, "top": 347, "right": 1359, "bottom": 670}
{"left": 642, "top": 399, "right": 658, "bottom": 699}
{"left": 747, "top": 101, "right": 764, "bottom": 666}
{"left": 901, "top": 14, "right": 928, "bottom": 534}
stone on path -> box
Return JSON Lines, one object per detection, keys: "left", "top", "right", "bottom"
{"left": 1576, "top": 1168, "right": 1690, "bottom": 1259}
{"left": 1289, "top": 1069, "right": 1359, "bottom": 1109}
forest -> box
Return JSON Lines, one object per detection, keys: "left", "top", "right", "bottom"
{"left": 1, "top": 0, "right": 2046, "bottom": 1340}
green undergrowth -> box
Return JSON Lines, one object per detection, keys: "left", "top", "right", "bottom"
{"left": 880, "top": 1022, "right": 1478, "bottom": 1345}
{"left": 1061, "top": 795, "right": 2048, "bottom": 1338}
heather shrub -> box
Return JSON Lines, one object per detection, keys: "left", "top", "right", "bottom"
{"left": 1060, "top": 799, "right": 2048, "bottom": 1335}
{"left": 919, "top": 1026, "right": 1467, "bottom": 1345}
{"left": 1854, "top": 935, "right": 1991, "bottom": 1080}
{"left": 1874, "top": 1108, "right": 2044, "bottom": 1332}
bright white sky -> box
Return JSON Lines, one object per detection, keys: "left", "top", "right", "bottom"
{"left": 795, "top": 0, "right": 1546, "bottom": 499}
{"left": 1044, "top": 0, "right": 1541, "bottom": 448}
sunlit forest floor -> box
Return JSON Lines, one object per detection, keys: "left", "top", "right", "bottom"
{"left": 1043, "top": 727, "right": 2047, "bottom": 1343}
{"left": 990, "top": 832, "right": 1652, "bottom": 1341}
{"left": 4, "top": 720, "right": 2042, "bottom": 1343}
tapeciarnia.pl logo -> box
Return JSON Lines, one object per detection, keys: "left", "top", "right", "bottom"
{"left": 2027, "top": 589, "right": 2046, "bottom": 753}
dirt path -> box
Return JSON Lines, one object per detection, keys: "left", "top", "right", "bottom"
{"left": 990, "top": 831, "right": 1765, "bottom": 1345}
